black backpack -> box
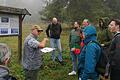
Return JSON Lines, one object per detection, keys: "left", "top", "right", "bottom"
{"left": 88, "top": 41, "right": 109, "bottom": 76}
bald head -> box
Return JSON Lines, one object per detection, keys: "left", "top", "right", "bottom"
{"left": 52, "top": 17, "right": 58, "bottom": 24}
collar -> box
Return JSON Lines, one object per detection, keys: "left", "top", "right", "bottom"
{"left": 114, "top": 31, "right": 120, "bottom": 37}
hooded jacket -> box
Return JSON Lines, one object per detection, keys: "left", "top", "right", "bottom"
{"left": 78, "top": 25, "right": 101, "bottom": 80}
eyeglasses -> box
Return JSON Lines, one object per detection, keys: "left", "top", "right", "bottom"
{"left": 37, "top": 30, "right": 41, "bottom": 32}
{"left": 37, "top": 30, "right": 43, "bottom": 33}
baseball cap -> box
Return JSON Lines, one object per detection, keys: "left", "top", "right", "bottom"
{"left": 32, "top": 25, "right": 43, "bottom": 31}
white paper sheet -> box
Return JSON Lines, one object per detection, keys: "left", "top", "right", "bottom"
{"left": 40, "top": 47, "right": 55, "bottom": 53}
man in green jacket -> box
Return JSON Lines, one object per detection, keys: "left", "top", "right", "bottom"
{"left": 68, "top": 21, "right": 82, "bottom": 76}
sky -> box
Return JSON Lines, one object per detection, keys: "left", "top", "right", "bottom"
{"left": 0, "top": 0, "right": 46, "bottom": 23}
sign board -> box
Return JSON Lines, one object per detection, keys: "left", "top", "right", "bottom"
{"left": 0, "top": 14, "right": 19, "bottom": 36}
{"left": 0, "top": 6, "right": 31, "bottom": 62}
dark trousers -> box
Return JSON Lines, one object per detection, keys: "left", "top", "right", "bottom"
{"left": 110, "top": 67, "right": 120, "bottom": 80}
{"left": 24, "top": 69, "right": 39, "bottom": 80}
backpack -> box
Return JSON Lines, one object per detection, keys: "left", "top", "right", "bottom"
{"left": 88, "top": 41, "right": 110, "bottom": 76}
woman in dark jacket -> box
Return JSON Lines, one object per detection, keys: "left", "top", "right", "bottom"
{"left": 97, "top": 18, "right": 112, "bottom": 47}
{"left": 97, "top": 18, "right": 112, "bottom": 79}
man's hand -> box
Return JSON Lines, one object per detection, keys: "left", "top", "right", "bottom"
{"left": 39, "top": 38, "right": 49, "bottom": 48}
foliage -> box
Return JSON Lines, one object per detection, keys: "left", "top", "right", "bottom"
{"left": 40, "top": 0, "right": 119, "bottom": 22}
{"left": 40, "top": 0, "right": 69, "bottom": 21}
{"left": 104, "top": 0, "right": 120, "bottom": 18}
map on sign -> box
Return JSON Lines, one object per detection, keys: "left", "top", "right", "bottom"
{"left": 0, "top": 14, "right": 19, "bottom": 35}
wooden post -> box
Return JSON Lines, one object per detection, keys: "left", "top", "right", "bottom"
{"left": 18, "top": 15, "right": 22, "bottom": 62}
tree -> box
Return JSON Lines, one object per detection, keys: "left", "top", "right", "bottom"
{"left": 40, "top": 0, "right": 117, "bottom": 22}
{"left": 40, "top": 0, "right": 69, "bottom": 21}
{"left": 104, "top": 0, "right": 120, "bottom": 18}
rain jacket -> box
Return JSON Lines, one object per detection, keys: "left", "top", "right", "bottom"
{"left": 78, "top": 25, "right": 101, "bottom": 80}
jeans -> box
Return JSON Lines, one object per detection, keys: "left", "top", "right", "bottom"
{"left": 70, "top": 50, "right": 77, "bottom": 71}
{"left": 50, "top": 38, "right": 62, "bottom": 62}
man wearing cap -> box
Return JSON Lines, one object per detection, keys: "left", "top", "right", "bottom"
{"left": 22, "top": 25, "right": 48, "bottom": 80}
{"left": 46, "top": 17, "right": 63, "bottom": 64}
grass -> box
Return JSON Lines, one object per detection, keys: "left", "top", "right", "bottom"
{"left": 0, "top": 23, "right": 78, "bottom": 80}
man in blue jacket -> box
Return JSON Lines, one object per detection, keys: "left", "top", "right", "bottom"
{"left": 78, "top": 20, "right": 101, "bottom": 80}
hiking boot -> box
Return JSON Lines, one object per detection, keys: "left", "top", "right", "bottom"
{"left": 56, "top": 59, "right": 64, "bottom": 65}
{"left": 68, "top": 71, "right": 76, "bottom": 76}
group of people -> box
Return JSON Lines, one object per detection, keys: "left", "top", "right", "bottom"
{"left": 70, "top": 18, "right": 120, "bottom": 80}
{"left": 21, "top": 17, "right": 120, "bottom": 80}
